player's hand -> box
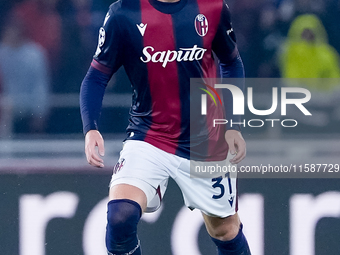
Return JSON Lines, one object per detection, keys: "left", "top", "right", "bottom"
{"left": 225, "top": 130, "right": 246, "bottom": 164}
{"left": 85, "top": 130, "right": 105, "bottom": 168}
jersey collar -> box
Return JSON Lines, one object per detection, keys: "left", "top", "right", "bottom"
{"left": 148, "top": 0, "right": 188, "bottom": 14}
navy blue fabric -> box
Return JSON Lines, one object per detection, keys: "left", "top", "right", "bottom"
{"left": 211, "top": 224, "right": 251, "bottom": 255}
{"left": 220, "top": 54, "right": 245, "bottom": 79}
{"left": 80, "top": 66, "right": 110, "bottom": 135}
{"left": 220, "top": 54, "right": 245, "bottom": 131}
{"left": 106, "top": 199, "right": 142, "bottom": 254}
{"left": 149, "top": 0, "right": 187, "bottom": 13}
{"left": 212, "top": 0, "right": 239, "bottom": 63}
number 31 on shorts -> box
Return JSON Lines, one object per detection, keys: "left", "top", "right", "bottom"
{"left": 211, "top": 172, "right": 232, "bottom": 199}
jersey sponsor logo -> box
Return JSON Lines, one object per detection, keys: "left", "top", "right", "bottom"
{"left": 195, "top": 14, "right": 208, "bottom": 37}
{"left": 140, "top": 45, "right": 207, "bottom": 68}
{"left": 136, "top": 23, "right": 147, "bottom": 36}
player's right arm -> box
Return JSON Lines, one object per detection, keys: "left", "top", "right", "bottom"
{"left": 80, "top": 65, "right": 110, "bottom": 168}
{"left": 80, "top": 3, "right": 124, "bottom": 167}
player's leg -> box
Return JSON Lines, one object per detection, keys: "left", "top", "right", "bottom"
{"left": 105, "top": 140, "right": 170, "bottom": 255}
{"left": 106, "top": 184, "right": 147, "bottom": 255}
{"left": 203, "top": 212, "right": 251, "bottom": 255}
{"left": 202, "top": 212, "right": 240, "bottom": 241}
{"left": 172, "top": 156, "right": 251, "bottom": 254}
{"left": 109, "top": 183, "right": 148, "bottom": 209}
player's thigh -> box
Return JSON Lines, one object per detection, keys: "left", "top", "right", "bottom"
{"left": 109, "top": 184, "right": 148, "bottom": 212}
{"left": 109, "top": 140, "right": 170, "bottom": 213}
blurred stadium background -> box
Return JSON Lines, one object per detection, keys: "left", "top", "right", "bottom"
{"left": 0, "top": 0, "right": 340, "bottom": 254}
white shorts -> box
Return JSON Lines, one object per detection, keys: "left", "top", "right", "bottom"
{"left": 109, "top": 140, "right": 238, "bottom": 218}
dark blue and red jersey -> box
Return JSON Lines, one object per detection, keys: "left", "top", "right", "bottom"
{"left": 80, "top": 0, "right": 244, "bottom": 161}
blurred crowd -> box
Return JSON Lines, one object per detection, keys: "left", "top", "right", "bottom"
{"left": 228, "top": 0, "right": 340, "bottom": 79}
{"left": 0, "top": 0, "right": 109, "bottom": 135}
{"left": 0, "top": 0, "right": 339, "bottom": 136}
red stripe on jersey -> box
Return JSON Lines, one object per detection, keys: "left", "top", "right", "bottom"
{"left": 141, "top": 0, "right": 181, "bottom": 154}
{"left": 91, "top": 59, "right": 112, "bottom": 75}
{"left": 197, "top": 0, "right": 228, "bottom": 161}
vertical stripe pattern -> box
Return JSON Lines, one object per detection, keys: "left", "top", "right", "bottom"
{"left": 141, "top": 0, "right": 181, "bottom": 154}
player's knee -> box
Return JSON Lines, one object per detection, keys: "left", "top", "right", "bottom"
{"left": 211, "top": 224, "right": 251, "bottom": 254}
{"left": 208, "top": 215, "right": 241, "bottom": 241}
{"left": 210, "top": 225, "right": 240, "bottom": 241}
{"left": 106, "top": 199, "right": 142, "bottom": 237}
{"left": 106, "top": 199, "right": 142, "bottom": 250}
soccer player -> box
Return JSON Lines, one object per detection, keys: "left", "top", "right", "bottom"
{"left": 80, "top": 0, "right": 251, "bottom": 254}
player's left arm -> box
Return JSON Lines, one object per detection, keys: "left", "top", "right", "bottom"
{"left": 212, "top": 0, "right": 246, "bottom": 163}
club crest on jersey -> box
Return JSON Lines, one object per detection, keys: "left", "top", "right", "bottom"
{"left": 113, "top": 158, "right": 126, "bottom": 174}
{"left": 195, "top": 14, "right": 208, "bottom": 37}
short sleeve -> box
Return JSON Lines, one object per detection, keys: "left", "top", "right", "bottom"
{"left": 93, "top": 3, "right": 124, "bottom": 75}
